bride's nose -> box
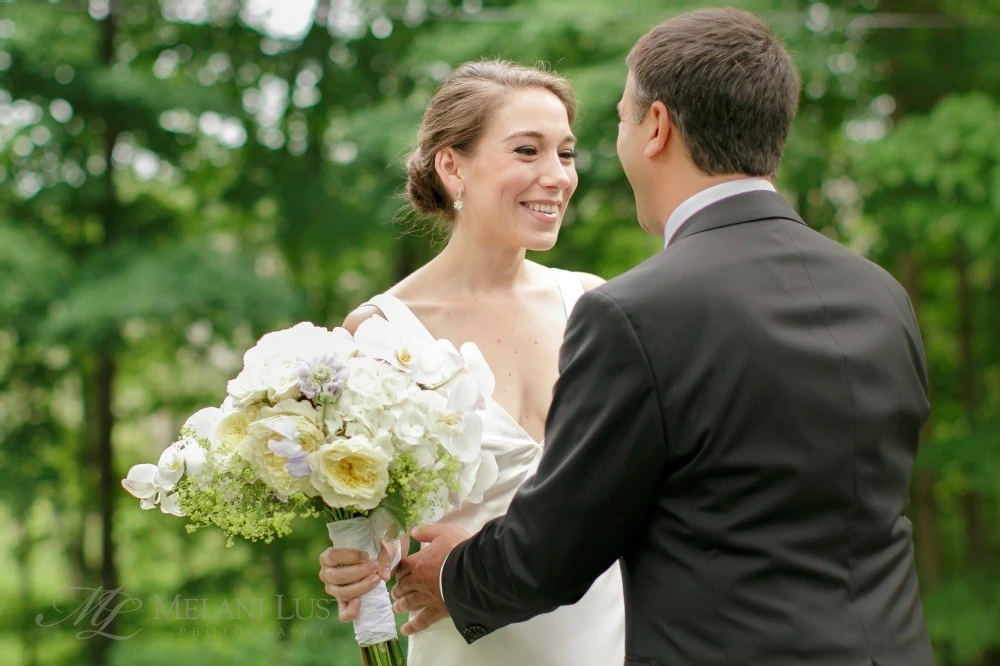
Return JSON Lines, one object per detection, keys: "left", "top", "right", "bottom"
{"left": 537, "top": 154, "right": 572, "bottom": 191}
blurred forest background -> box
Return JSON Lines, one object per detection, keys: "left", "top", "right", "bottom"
{"left": 0, "top": 0, "right": 998, "bottom": 664}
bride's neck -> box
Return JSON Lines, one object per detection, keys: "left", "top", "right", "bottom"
{"left": 430, "top": 224, "right": 529, "bottom": 295}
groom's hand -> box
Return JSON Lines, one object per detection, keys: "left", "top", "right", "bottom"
{"left": 391, "top": 524, "right": 470, "bottom": 636}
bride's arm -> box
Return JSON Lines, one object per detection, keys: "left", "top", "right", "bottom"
{"left": 341, "top": 304, "right": 383, "bottom": 334}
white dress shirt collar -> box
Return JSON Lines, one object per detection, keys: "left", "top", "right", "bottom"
{"left": 663, "top": 178, "right": 776, "bottom": 247}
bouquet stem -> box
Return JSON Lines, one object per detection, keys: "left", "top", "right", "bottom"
{"left": 328, "top": 516, "right": 406, "bottom": 665}
{"left": 360, "top": 639, "right": 406, "bottom": 666}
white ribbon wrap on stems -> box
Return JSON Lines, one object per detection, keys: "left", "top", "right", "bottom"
{"left": 326, "top": 515, "right": 399, "bottom": 647}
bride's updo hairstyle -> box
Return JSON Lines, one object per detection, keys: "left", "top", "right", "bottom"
{"left": 405, "top": 59, "right": 577, "bottom": 223}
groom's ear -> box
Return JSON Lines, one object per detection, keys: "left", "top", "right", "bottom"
{"left": 643, "top": 100, "right": 672, "bottom": 159}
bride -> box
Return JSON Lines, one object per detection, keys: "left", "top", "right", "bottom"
{"left": 317, "top": 59, "right": 625, "bottom": 665}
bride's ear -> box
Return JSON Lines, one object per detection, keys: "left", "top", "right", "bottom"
{"left": 644, "top": 100, "right": 672, "bottom": 159}
{"left": 434, "top": 148, "right": 463, "bottom": 198}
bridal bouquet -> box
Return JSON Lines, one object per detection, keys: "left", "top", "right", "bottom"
{"left": 122, "top": 320, "right": 498, "bottom": 666}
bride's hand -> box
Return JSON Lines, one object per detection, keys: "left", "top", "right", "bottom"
{"left": 318, "top": 540, "right": 401, "bottom": 622}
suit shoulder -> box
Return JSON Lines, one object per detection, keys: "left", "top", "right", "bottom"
{"left": 808, "top": 230, "right": 913, "bottom": 301}
{"left": 593, "top": 251, "right": 694, "bottom": 314}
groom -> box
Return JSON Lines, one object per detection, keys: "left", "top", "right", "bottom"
{"left": 391, "top": 8, "right": 934, "bottom": 665}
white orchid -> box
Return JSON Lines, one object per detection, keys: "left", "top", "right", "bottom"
{"left": 121, "top": 463, "right": 185, "bottom": 516}
{"left": 410, "top": 376, "right": 485, "bottom": 464}
{"left": 353, "top": 315, "right": 462, "bottom": 385}
{"left": 155, "top": 444, "right": 185, "bottom": 490}
{"left": 457, "top": 451, "right": 499, "bottom": 505}
{"left": 458, "top": 341, "right": 495, "bottom": 406}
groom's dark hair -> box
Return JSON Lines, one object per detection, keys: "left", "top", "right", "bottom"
{"left": 627, "top": 8, "right": 801, "bottom": 177}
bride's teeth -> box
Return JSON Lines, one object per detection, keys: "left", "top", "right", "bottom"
{"left": 525, "top": 203, "right": 557, "bottom": 214}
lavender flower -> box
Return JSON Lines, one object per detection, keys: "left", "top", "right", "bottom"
{"left": 297, "top": 354, "right": 348, "bottom": 404}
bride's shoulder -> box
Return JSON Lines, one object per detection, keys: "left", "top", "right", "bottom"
{"left": 341, "top": 271, "right": 436, "bottom": 333}
{"left": 527, "top": 260, "right": 605, "bottom": 293}
{"left": 341, "top": 304, "right": 384, "bottom": 335}
{"left": 574, "top": 271, "right": 605, "bottom": 293}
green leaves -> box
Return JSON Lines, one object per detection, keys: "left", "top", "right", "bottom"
{"left": 41, "top": 241, "right": 303, "bottom": 345}
{"left": 0, "top": 222, "right": 70, "bottom": 329}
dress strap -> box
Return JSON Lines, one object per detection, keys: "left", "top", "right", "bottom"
{"left": 550, "top": 268, "right": 585, "bottom": 317}
{"left": 360, "top": 293, "right": 437, "bottom": 344}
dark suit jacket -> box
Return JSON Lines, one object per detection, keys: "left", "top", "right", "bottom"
{"left": 442, "top": 191, "right": 934, "bottom": 666}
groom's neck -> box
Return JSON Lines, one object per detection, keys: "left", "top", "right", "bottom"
{"left": 656, "top": 167, "right": 767, "bottom": 231}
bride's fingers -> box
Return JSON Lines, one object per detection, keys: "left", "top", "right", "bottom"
{"left": 319, "top": 547, "right": 369, "bottom": 568}
{"left": 321, "top": 571, "right": 381, "bottom": 602}
{"left": 337, "top": 598, "right": 360, "bottom": 622}
{"left": 319, "top": 560, "right": 377, "bottom": 587}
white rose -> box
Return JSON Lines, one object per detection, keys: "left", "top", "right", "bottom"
{"left": 265, "top": 359, "right": 301, "bottom": 403}
{"left": 183, "top": 407, "right": 221, "bottom": 443}
{"left": 213, "top": 403, "right": 262, "bottom": 458}
{"left": 308, "top": 435, "right": 391, "bottom": 511}
{"left": 245, "top": 322, "right": 356, "bottom": 372}
{"left": 260, "top": 398, "right": 323, "bottom": 428}
{"left": 239, "top": 418, "right": 319, "bottom": 498}
{"left": 254, "top": 413, "right": 326, "bottom": 456}
{"left": 227, "top": 364, "right": 269, "bottom": 408}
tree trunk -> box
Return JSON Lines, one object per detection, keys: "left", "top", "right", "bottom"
{"left": 270, "top": 541, "right": 292, "bottom": 642}
{"left": 89, "top": 5, "right": 122, "bottom": 665}
{"left": 82, "top": 350, "right": 119, "bottom": 666}
{"left": 96, "top": 352, "right": 119, "bottom": 596}
{"left": 953, "top": 239, "right": 982, "bottom": 569}
{"left": 14, "top": 514, "right": 39, "bottom": 666}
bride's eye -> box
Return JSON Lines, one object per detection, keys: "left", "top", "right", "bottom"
{"left": 514, "top": 146, "right": 538, "bottom": 156}
{"left": 560, "top": 150, "right": 578, "bottom": 160}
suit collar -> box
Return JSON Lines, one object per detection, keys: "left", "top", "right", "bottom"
{"left": 666, "top": 190, "right": 806, "bottom": 247}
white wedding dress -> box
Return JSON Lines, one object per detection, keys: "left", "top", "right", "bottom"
{"left": 363, "top": 267, "right": 626, "bottom": 666}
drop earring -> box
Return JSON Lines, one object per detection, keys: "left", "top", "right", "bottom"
{"left": 453, "top": 187, "right": 464, "bottom": 211}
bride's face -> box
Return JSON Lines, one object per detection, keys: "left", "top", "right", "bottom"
{"left": 456, "top": 88, "right": 578, "bottom": 252}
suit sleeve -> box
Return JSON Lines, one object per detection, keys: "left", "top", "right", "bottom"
{"left": 442, "top": 289, "right": 667, "bottom": 642}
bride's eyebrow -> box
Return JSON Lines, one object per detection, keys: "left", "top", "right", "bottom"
{"left": 503, "top": 130, "right": 577, "bottom": 144}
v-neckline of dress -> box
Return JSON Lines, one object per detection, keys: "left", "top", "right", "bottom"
{"left": 374, "top": 292, "right": 545, "bottom": 448}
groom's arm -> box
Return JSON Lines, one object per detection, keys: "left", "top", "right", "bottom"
{"left": 442, "top": 288, "right": 667, "bottom": 641}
